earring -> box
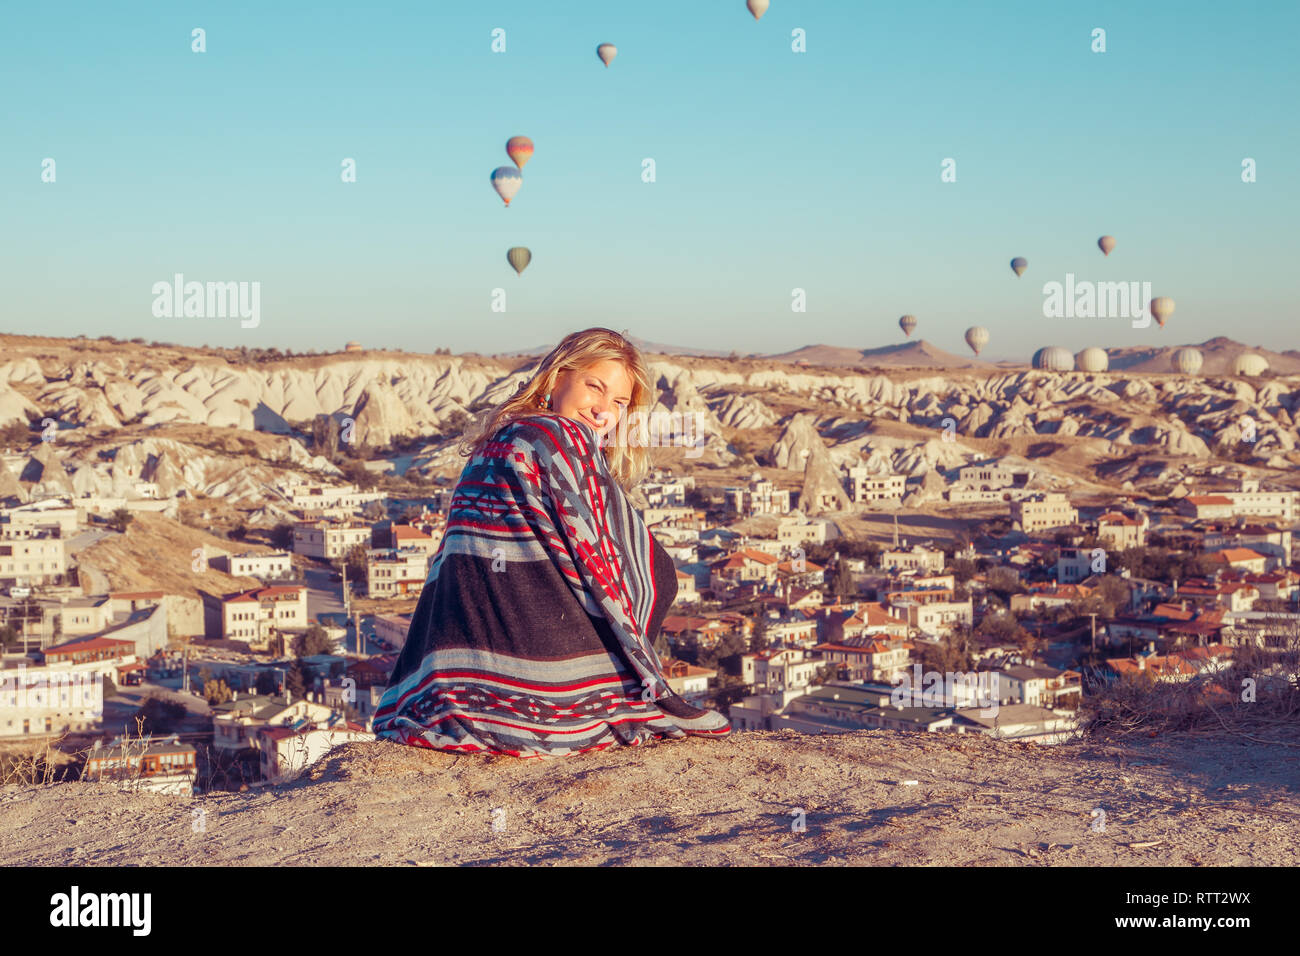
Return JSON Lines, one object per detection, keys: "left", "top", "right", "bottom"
{"left": 544, "top": 393, "right": 552, "bottom": 408}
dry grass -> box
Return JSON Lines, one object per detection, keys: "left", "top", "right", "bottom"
{"left": 1079, "top": 636, "right": 1300, "bottom": 747}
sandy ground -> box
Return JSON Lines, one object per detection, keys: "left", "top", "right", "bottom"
{"left": 1, "top": 728, "right": 1296, "bottom": 866}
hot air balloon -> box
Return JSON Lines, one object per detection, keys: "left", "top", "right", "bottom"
{"left": 747, "top": 0, "right": 770, "bottom": 19}
{"left": 506, "top": 136, "right": 533, "bottom": 170}
{"left": 1076, "top": 347, "right": 1109, "bottom": 372}
{"left": 597, "top": 43, "right": 617, "bottom": 67}
{"left": 1171, "top": 347, "right": 1203, "bottom": 375}
{"left": 899, "top": 315, "right": 917, "bottom": 338}
{"left": 1098, "top": 235, "right": 1116, "bottom": 256}
{"left": 964, "top": 326, "right": 989, "bottom": 356}
{"left": 490, "top": 166, "right": 522, "bottom": 206}
{"left": 1149, "top": 297, "right": 1175, "bottom": 328}
{"left": 1232, "top": 352, "right": 1269, "bottom": 377}
{"left": 1010, "top": 257, "right": 1028, "bottom": 277}
{"left": 1032, "top": 346, "right": 1073, "bottom": 371}
{"left": 507, "top": 247, "right": 531, "bottom": 275}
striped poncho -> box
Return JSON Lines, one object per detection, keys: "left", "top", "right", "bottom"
{"left": 372, "top": 411, "right": 730, "bottom": 758}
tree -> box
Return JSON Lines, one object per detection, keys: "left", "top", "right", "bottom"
{"left": 138, "top": 695, "right": 187, "bottom": 734}
{"left": 255, "top": 670, "right": 279, "bottom": 696}
{"left": 362, "top": 500, "right": 387, "bottom": 521}
{"left": 270, "top": 522, "right": 294, "bottom": 550}
{"left": 107, "top": 508, "right": 134, "bottom": 533}
{"left": 285, "top": 660, "right": 306, "bottom": 699}
{"left": 292, "top": 623, "right": 333, "bottom": 658}
{"left": 203, "top": 678, "right": 234, "bottom": 705}
{"left": 344, "top": 543, "right": 368, "bottom": 585}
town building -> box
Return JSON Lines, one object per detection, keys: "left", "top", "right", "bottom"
{"left": 1013, "top": 493, "right": 1079, "bottom": 533}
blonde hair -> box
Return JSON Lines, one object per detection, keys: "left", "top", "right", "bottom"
{"left": 458, "top": 327, "right": 654, "bottom": 492}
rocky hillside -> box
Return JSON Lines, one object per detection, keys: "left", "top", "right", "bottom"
{"left": 1, "top": 335, "right": 1298, "bottom": 517}
{"left": 1, "top": 729, "right": 1295, "bottom": 866}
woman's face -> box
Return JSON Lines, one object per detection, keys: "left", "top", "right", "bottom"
{"left": 549, "top": 359, "right": 634, "bottom": 439}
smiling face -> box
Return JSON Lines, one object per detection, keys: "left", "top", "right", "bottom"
{"left": 548, "top": 359, "right": 634, "bottom": 439}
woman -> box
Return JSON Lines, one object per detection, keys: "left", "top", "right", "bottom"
{"left": 372, "top": 328, "right": 731, "bottom": 758}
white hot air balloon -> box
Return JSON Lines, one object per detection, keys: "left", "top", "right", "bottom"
{"left": 747, "top": 0, "right": 770, "bottom": 20}
{"left": 1171, "top": 347, "right": 1203, "bottom": 375}
{"left": 1075, "top": 347, "right": 1109, "bottom": 372}
{"left": 597, "top": 43, "right": 617, "bottom": 67}
{"left": 1232, "top": 352, "right": 1269, "bottom": 377}
{"left": 964, "top": 326, "right": 989, "bottom": 356}
{"left": 1032, "top": 346, "right": 1073, "bottom": 371}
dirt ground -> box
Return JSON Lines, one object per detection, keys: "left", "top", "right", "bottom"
{"left": 1, "top": 728, "right": 1296, "bottom": 866}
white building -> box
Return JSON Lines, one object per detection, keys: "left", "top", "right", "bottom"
{"left": 724, "top": 473, "right": 792, "bottom": 516}
{"left": 292, "top": 520, "right": 372, "bottom": 560}
{"left": 846, "top": 467, "right": 906, "bottom": 503}
{"left": 880, "top": 545, "right": 946, "bottom": 574}
{"left": 366, "top": 547, "right": 431, "bottom": 598}
{"left": 219, "top": 551, "right": 294, "bottom": 580}
{"left": 1013, "top": 493, "right": 1079, "bottom": 533}
{"left": 0, "top": 662, "right": 104, "bottom": 738}
{"left": 222, "top": 586, "right": 308, "bottom": 644}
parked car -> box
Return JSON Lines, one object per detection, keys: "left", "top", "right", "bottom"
{"left": 328, "top": 572, "right": 343, "bottom": 582}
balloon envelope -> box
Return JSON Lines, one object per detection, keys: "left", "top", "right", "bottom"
{"left": 1150, "top": 297, "right": 1175, "bottom": 328}
{"left": 1011, "top": 257, "right": 1028, "bottom": 277}
{"left": 899, "top": 315, "right": 917, "bottom": 337}
{"left": 748, "top": 0, "right": 770, "bottom": 19}
{"left": 1098, "top": 235, "right": 1116, "bottom": 256}
{"left": 1076, "top": 347, "right": 1109, "bottom": 372}
{"left": 597, "top": 43, "right": 617, "bottom": 66}
{"left": 506, "top": 136, "right": 533, "bottom": 169}
{"left": 490, "top": 166, "right": 522, "bottom": 206}
{"left": 1171, "top": 347, "right": 1203, "bottom": 375}
{"left": 964, "top": 326, "right": 989, "bottom": 356}
{"left": 507, "top": 247, "right": 531, "bottom": 275}
{"left": 1032, "top": 346, "right": 1073, "bottom": 371}
{"left": 1232, "top": 352, "right": 1269, "bottom": 377}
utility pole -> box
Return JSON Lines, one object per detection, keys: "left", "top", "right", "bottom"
{"left": 1087, "top": 612, "right": 1097, "bottom": 652}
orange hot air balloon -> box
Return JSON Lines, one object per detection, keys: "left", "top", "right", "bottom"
{"left": 506, "top": 136, "right": 533, "bottom": 170}
{"left": 1098, "top": 235, "right": 1116, "bottom": 256}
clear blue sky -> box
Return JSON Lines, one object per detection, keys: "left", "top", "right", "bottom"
{"left": 3, "top": 0, "right": 1297, "bottom": 361}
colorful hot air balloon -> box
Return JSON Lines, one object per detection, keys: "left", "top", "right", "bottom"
{"left": 747, "top": 0, "right": 770, "bottom": 19}
{"left": 899, "top": 315, "right": 917, "bottom": 338}
{"left": 597, "top": 43, "right": 617, "bottom": 67}
{"left": 507, "top": 247, "right": 531, "bottom": 275}
{"left": 1010, "top": 257, "right": 1028, "bottom": 277}
{"left": 506, "top": 136, "right": 533, "bottom": 170}
{"left": 964, "top": 326, "right": 989, "bottom": 356}
{"left": 1232, "top": 352, "right": 1269, "bottom": 377}
{"left": 1098, "top": 235, "right": 1116, "bottom": 256}
{"left": 490, "top": 166, "right": 522, "bottom": 206}
{"left": 1171, "top": 347, "right": 1203, "bottom": 375}
{"left": 1075, "top": 347, "right": 1109, "bottom": 372}
{"left": 1149, "top": 297, "right": 1175, "bottom": 328}
{"left": 1032, "top": 346, "right": 1073, "bottom": 371}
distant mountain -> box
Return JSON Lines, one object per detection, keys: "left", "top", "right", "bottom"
{"left": 766, "top": 340, "right": 994, "bottom": 370}
{"left": 493, "top": 337, "right": 735, "bottom": 359}
{"left": 1105, "top": 336, "right": 1300, "bottom": 374}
